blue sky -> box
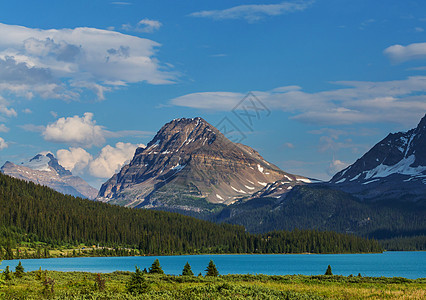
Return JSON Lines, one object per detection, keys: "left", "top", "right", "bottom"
{"left": 0, "top": 0, "right": 425, "bottom": 188}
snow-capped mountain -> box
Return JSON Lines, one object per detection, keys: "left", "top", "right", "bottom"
{"left": 330, "top": 114, "right": 426, "bottom": 201}
{"left": 1, "top": 153, "right": 98, "bottom": 199}
{"left": 97, "top": 117, "right": 308, "bottom": 212}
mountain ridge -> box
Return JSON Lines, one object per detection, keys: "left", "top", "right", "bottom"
{"left": 1, "top": 153, "right": 97, "bottom": 199}
{"left": 329, "top": 114, "right": 426, "bottom": 201}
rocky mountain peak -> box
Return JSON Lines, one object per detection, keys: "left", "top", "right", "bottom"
{"left": 97, "top": 117, "right": 303, "bottom": 212}
{"left": 330, "top": 114, "right": 426, "bottom": 201}
{"left": 143, "top": 117, "right": 218, "bottom": 155}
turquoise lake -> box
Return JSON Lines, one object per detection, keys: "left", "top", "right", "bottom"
{"left": 2, "top": 251, "right": 425, "bottom": 279}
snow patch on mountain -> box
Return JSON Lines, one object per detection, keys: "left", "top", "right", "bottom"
{"left": 22, "top": 154, "right": 52, "bottom": 172}
{"left": 364, "top": 155, "right": 426, "bottom": 180}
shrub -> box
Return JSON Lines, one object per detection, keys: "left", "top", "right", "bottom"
{"left": 324, "top": 265, "right": 333, "bottom": 276}
{"left": 94, "top": 273, "right": 106, "bottom": 291}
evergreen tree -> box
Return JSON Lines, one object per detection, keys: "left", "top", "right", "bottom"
{"left": 14, "top": 261, "right": 24, "bottom": 278}
{"left": 182, "top": 262, "right": 194, "bottom": 276}
{"left": 3, "top": 265, "right": 11, "bottom": 281}
{"left": 126, "top": 266, "right": 149, "bottom": 294}
{"left": 0, "top": 261, "right": 4, "bottom": 287}
{"left": 35, "top": 267, "right": 42, "bottom": 280}
{"left": 148, "top": 259, "right": 164, "bottom": 274}
{"left": 325, "top": 265, "right": 333, "bottom": 275}
{"left": 205, "top": 260, "right": 219, "bottom": 277}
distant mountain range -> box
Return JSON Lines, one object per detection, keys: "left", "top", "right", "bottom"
{"left": 97, "top": 117, "right": 311, "bottom": 213}
{"left": 2, "top": 114, "right": 424, "bottom": 248}
{"left": 1, "top": 153, "right": 97, "bottom": 199}
{"left": 209, "top": 114, "right": 426, "bottom": 248}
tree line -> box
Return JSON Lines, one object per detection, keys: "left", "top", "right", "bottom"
{"left": 0, "top": 173, "right": 382, "bottom": 257}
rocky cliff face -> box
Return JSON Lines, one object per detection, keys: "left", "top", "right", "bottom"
{"left": 97, "top": 117, "right": 305, "bottom": 212}
{"left": 330, "top": 114, "right": 426, "bottom": 201}
{"left": 1, "top": 153, "right": 98, "bottom": 199}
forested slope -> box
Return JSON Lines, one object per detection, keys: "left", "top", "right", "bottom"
{"left": 0, "top": 173, "right": 381, "bottom": 256}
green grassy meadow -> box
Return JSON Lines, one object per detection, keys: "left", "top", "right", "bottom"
{"left": 1, "top": 269, "right": 425, "bottom": 299}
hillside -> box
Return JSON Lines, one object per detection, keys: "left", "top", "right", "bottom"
{"left": 0, "top": 173, "right": 381, "bottom": 256}
{"left": 211, "top": 185, "right": 425, "bottom": 250}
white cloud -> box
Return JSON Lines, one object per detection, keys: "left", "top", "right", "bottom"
{"left": 359, "top": 19, "right": 375, "bottom": 30}
{"left": 122, "top": 19, "right": 162, "bottom": 33}
{"left": 327, "top": 159, "right": 349, "bottom": 176}
{"left": 0, "top": 23, "right": 175, "bottom": 101}
{"left": 172, "top": 92, "right": 242, "bottom": 110}
{"left": 0, "top": 124, "right": 9, "bottom": 132}
{"left": 171, "top": 76, "right": 426, "bottom": 125}
{"left": 190, "top": 1, "right": 314, "bottom": 23}
{"left": 43, "top": 112, "right": 105, "bottom": 147}
{"left": 56, "top": 147, "right": 93, "bottom": 174}
{"left": 415, "top": 27, "right": 424, "bottom": 32}
{"left": 19, "top": 124, "right": 45, "bottom": 132}
{"left": 283, "top": 142, "right": 294, "bottom": 148}
{"left": 22, "top": 108, "right": 32, "bottom": 114}
{"left": 88, "top": 142, "right": 144, "bottom": 178}
{"left": 384, "top": 42, "right": 426, "bottom": 63}
{"left": 0, "top": 137, "right": 8, "bottom": 150}
{"left": 57, "top": 142, "right": 144, "bottom": 178}
{"left": 111, "top": 2, "right": 131, "bottom": 5}
{"left": 0, "top": 96, "right": 17, "bottom": 117}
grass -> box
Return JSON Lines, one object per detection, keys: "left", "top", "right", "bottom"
{"left": 1, "top": 271, "right": 425, "bottom": 299}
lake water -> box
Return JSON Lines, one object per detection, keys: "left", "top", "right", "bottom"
{"left": 2, "top": 251, "right": 425, "bottom": 279}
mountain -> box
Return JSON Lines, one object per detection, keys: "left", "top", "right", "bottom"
{"left": 97, "top": 117, "right": 308, "bottom": 212}
{"left": 208, "top": 115, "right": 426, "bottom": 249}
{"left": 1, "top": 153, "right": 97, "bottom": 199}
{"left": 330, "top": 114, "right": 426, "bottom": 201}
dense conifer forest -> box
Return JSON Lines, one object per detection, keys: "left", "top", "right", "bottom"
{"left": 0, "top": 173, "right": 382, "bottom": 258}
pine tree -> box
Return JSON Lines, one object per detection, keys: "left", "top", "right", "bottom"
{"left": 0, "top": 261, "right": 4, "bottom": 287}
{"left": 14, "top": 261, "right": 24, "bottom": 278}
{"left": 182, "top": 262, "right": 194, "bottom": 276}
{"left": 148, "top": 259, "right": 164, "bottom": 274}
{"left": 3, "top": 266, "right": 11, "bottom": 281}
{"left": 205, "top": 260, "right": 219, "bottom": 277}
{"left": 126, "top": 266, "right": 149, "bottom": 294}
{"left": 325, "top": 265, "right": 333, "bottom": 275}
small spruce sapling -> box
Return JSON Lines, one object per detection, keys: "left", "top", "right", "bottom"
{"left": 3, "top": 266, "right": 11, "bottom": 281}
{"left": 148, "top": 259, "right": 164, "bottom": 274}
{"left": 15, "top": 261, "right": 24, "bottom": 278}
{"left": 325, "top": 265, "right": 333, "bottom": 275}
{"left": 182, "top": 262, "right": 194, "bottom": 276}
{"left": 126, "top": 266, "right": 149, "bottom": 294}
{"left": 0, "top": 260, "right": 4, "bottom": 288}
{"left": 205, "top": 260, "right": 219, "bottom": 277}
